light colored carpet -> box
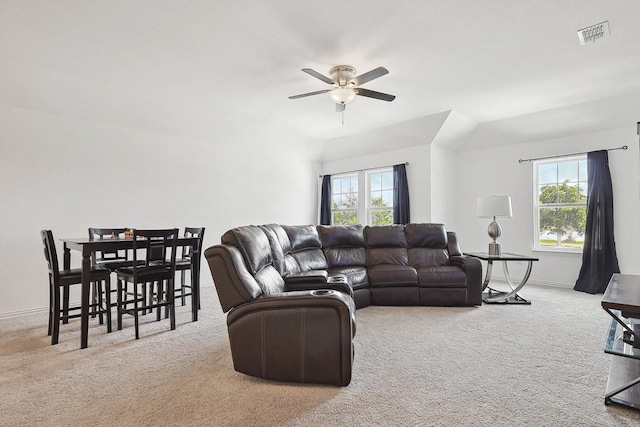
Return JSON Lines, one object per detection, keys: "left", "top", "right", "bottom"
{"left": 1, "top": 284, "right": 640, "bottom": 426}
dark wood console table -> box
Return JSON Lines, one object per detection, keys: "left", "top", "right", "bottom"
{"left": 601, "top": 273, "right": 640, "bottom": 410}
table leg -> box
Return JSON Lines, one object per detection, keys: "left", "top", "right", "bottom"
{"left": 483, "top": 261, "right": 533, "bottom": 304}
{"left": 481, "top": 261, "right": 493, "bottom": 292}
{"left": 80, "top": 248, "right": 91, "bottom": 349}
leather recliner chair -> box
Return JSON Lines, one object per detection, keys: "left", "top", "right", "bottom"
{"left": 204, "top": 225, "right": 355, "bottom": 387}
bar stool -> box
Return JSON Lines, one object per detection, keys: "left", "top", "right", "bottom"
{"left": 116, "top": 229, "right": 179, "bottom": 339}
{"left": 41, "top": 230, "right": 112, "bottom": 344}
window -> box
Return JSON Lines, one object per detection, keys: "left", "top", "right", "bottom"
{"left": 368, "top": 170, "right": 394, "bottom": 225}
{"left": 331, "top": 174, "right": 359, "bottom": 225}
{"left": 533, "top": 156, "right": 587, "bottom": 251}
{"left": 331, "top": 168, "right": 394, "bottom": 226}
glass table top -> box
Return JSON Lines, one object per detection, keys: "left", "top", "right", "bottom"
{"left": 605, "top": 310, "right": 640, "bottom": 360}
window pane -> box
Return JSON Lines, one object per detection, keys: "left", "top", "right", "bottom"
{"left": 381, "top": 190, "right": 393, "bottom": 207}
{"left": 333, "top": 210, "right": 358, "bottom": 225}
{"left": 371, "top": 209, "right": 393, "bottom": 226}
{"left": 558, "top": 161, "right": 578, "bottom": 182}
{"left": 382, "top": 172, "right": 393, "bottom": 190}
{"left": 578, "top": 160, "right": 587, "bottom": 181}
{"left": 580, "top": 182, "right": 588, "bottom": 200}
{"left": 538, "top": 163, "right": 557, "bottom": 185}
{"left": 538, "top": 206, "right": 585, "bottom": 249}
{"left": 539, "top": 184, "right": 558, "bottom": 204}
{"left": 370, "top": 173, "right": 382, "bottom": 191}
{"left": 349, "top": 176, "right": 358, "bottom": 192}
{"left": 562, "top": 183, "right": 579, "bottom": 203}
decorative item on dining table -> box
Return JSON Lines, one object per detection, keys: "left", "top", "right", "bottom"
{"left": 476, "top": 195, "right": 513, "bottom": 256}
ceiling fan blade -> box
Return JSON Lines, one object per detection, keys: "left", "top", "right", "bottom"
{"left": 355, "top": 88, "right": 396, "bottom": 102}
{"left": 335, "top": 103, "right": 346, "bottom": 113}
{"left": 288, "top": 89, "right": 331, "bottom": 100}
{"left": 351, "top": 67, "right": 389, "bottom": 86}
{"left": 301, "top": 68, "right": 334, "bottom": 84}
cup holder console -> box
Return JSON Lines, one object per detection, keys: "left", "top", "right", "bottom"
{"left": 312, "top": 289, "right": 335, "bottom": 296}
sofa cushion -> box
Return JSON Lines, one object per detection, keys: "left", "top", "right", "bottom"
{"left": 367, "top": 264, "right": 417, "bottom": 287}
{"left": 367, "top": 247, "right": 408, "bottom": 266}
{"left": 282, "top": 225, "right": 328, "bottom": 273}
{"left": 364, "top": 225, "right": 407, "bottom": 248}
{"left": 318, "top": 225, "right": 366, "bottom": 268}
{"left": 255, "top": 265, "right": 286, "bottom": 294}
{"left": 283, "top": 225, "right": 323, "bottom": 251}
{"left": 221, "top": 225, "right": 272, "bottom": 276}
{"left": 405, "top": 223, "right": 448, "bottom": 249}
{"left": 408, "top": 248, "right": 450, "bottom": 268}
{"left": 317, "top": 224, "right": 365, "bottom": 247}
{"left": 259, "top": 224, "right": 291, "bottom": 275}
{"left": 324, "top": 247, "right": 367, "bottom": 268}
{"left": 417, "top": 266, "right": 467, "bottom": 288}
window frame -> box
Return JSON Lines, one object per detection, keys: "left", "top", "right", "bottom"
{"left": 330, "top": 167, "right": 394, "bottom": 226}
{"left": 532, "top": 155, "right": 588, "bottom": 253}
{"left": 330, "top": 173, "right": 359, "bottom": 226}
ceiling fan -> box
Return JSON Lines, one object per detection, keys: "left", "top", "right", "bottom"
{"left": 288, "top": 65, "right": 396, "bottom": 113}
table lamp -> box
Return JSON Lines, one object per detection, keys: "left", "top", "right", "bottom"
{"left": 477, "top": 195, "right": 513, "bottom": 256}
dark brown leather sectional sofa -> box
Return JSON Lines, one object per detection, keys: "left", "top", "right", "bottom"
{"left": 204, "top": 223, "right": 482, "bottom": 386}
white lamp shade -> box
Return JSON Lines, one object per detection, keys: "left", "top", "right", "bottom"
{"left": 329, "top": 87, "right": 356, "bottom": 104}
{"left": 477, "top": 195, "right": 513, "bottom": 218}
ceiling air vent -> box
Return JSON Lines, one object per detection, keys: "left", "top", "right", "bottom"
{"left": 577, "top": 21, "right": 609, "bottom": 45}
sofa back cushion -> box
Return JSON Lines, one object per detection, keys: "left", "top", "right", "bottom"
{"left": 364, "top": 225, "right": 408, "bottom": 266}
{"left": 221, "top": 225, "right": 284, "bottom": 294}
{"left": 282, "top": 225, "right": 328, "bottom": 274}
{"left": 317, "top": 225, "right": 366, "bottom": 268}
{"left": 259, "top": 224, "right": 291, "bottom": 275}
{"left": 405, "top": 223, "right": 450, "bottom": 268}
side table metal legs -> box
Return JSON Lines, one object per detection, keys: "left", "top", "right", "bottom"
{"left": 482, "top": 260, "right": 533, "bottom": 304}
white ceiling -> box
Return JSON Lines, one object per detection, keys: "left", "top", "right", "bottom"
{"left": 2, "top": 0, "right": 640, "bottom": 149}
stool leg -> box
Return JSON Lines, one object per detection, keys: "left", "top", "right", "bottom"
{"left": 105, "top": 277, "right": 112, "bottom": 333}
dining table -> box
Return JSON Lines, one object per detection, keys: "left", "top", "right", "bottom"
{"left": 60, "top": 234, "right": 202, "bottom": 349}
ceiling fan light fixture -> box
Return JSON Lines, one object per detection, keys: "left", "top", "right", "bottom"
{"left": 329, "top": 87, "right": 356, "bottom": 105}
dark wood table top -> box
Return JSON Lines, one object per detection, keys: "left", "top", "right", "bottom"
{"left": 602, "top": 273, "right": 640, "bottom": 313}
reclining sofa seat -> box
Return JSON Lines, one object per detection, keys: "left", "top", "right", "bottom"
{"left": 205, "top": 225, "right": 355, "bottom": 387}
{"left": 317, "top": 224, "right": 371, "bottom": 308}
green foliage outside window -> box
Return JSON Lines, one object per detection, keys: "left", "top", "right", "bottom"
{"left": 370, "top": 196, "right": 393, "bottom": 225}
{"left": 538, "top": 181, "right": 587, "bottom": 248}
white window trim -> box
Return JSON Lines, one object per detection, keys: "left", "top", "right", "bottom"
{"left": 330, "top": 167, "right": 394, "bottom": 226}
{"left": 331, "top": 172, "right": 359, "bottom": 225}
{"left": 532, "top": 155, "right": 587, "bottom": 254}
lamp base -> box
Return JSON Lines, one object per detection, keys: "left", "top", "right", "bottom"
{"left": 488, "top": 242, "right": 502, "bottom": 256}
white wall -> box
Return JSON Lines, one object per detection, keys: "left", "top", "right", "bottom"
{"left": 430, "top": 144, "right": 458, "bottom": 231}
{"left": 0, "top": 105, "right": 319, "bottom": 316}
{"left": 455, "top": 125, "right": 640, "bottom": 287}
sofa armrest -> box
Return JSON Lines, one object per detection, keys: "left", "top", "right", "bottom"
{"left": 285, "top": 272, "right": 353, "bottom": 297}
{"left": 204, "top": 244, "right": 265, "bottom": 312}
{"left": 226, "top": 290, "right": 355, "bottom": 386}
{"left": 449, "top": 255, "right": 483, "bottom": 305}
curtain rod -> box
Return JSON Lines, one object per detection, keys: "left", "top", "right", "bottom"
{"left": 518, "top": 146, "right": 628, "bottom": 163}
{"left": 319, "top": 162, "right": 409, "bottom": 178}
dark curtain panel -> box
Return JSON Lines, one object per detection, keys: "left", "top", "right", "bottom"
{"left": 393, "top": 163, "right": 410, "bottom": 224}
{"left": 574, "top": 150, "right": 620, "bottom": 294}
{"left": 320, "top": 175, "right": 332, "bottom": 225}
